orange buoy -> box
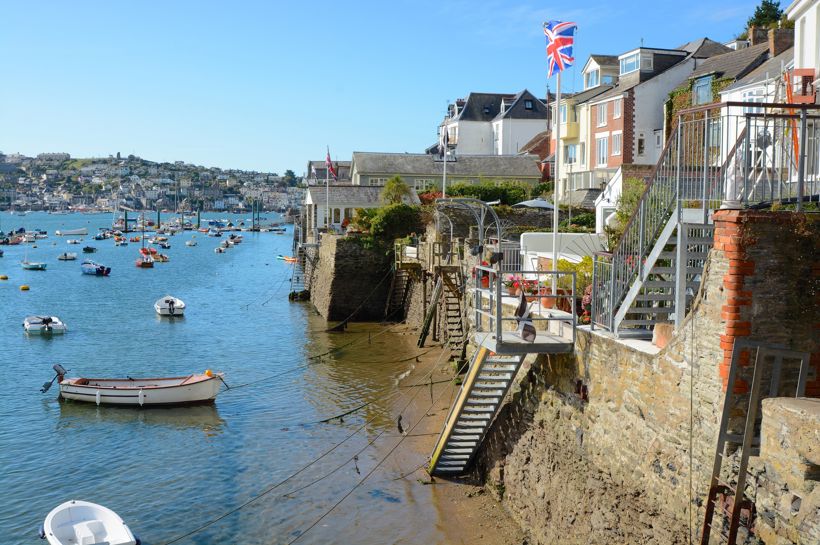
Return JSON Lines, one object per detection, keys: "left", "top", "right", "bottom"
{"left": 205, "top": 369, "right": 213, "bottom": 377}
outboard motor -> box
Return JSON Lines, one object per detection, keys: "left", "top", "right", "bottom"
{"left": 41, "top": 316, "right": 53, "bottom": 331}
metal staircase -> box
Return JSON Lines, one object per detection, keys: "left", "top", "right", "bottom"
{"left": 613, "top": 215, "right": 715, "bottom": 332}
{"left": 428, "top": 347, "right": 526, "bottom": 475}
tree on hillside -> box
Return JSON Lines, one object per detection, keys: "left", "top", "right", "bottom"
{"left": 380, "top": 176, "right": 412, "bottom": 205}
{"left": 747, "top": 0, "right": 783, "bottom": 28}
{"left": 283, "top": 169, "right": 297, "bottom": 186}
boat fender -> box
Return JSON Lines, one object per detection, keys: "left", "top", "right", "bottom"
{"left": 138, "top": 389, "right": 144, "bottom": 406}
{"left": 95, "top": 390, "right": 101, "bottom": 406}
{"left": 38, "top": 524, "right": 45, "bottom": 539}
{"left": 205, "top": 369, "right": 213, "bottom": 377}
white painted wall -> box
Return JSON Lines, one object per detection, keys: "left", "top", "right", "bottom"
{"left": 493, "top": 118, "right": 549, "bottom": 155}
{"left": 788, "top": 0, "right": 820, "bottom": 74}
{"left": 594, "top": 166, "right": 623, "bottom": 233}
{"left": 632, "top": 57, "right": 697, "bottom": 165}
{"left": 449, "top": 120, "right": 493, "bottom": 155}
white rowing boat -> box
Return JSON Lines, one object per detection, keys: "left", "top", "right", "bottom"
{"left": 57, "top": 371, "right": 223, "bottom": 406}
{"left": 40, "top": 499, "right": 139, "bottom": 545}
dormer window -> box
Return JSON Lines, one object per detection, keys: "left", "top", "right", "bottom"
{"left": 585, "top": 69, "right": 600, "bottom": 89}
{"left": 620, "top": 52, "right": 653, "bottom": 75}
{"left": 620, "top": 54, "right": 639, "bottom": 75}
{"left": 524, "top": 99, "right": 534, "bottom": 110}
{"left": 483, "top": 106, "right": 491, "bottom": 114}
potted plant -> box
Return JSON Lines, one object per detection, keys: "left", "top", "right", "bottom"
{"left": 504, "top": 274, "right": 522, "bottom": 296}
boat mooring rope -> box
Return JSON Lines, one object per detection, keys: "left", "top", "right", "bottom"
{"left": 159, "top": 342, "right": 452, "bottom": 545}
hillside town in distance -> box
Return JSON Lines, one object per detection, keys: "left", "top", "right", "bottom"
{"left": 0, "top": 151, "right": 305, "bottom": 213}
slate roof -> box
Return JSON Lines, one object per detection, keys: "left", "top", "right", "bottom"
{"left": 351, "top": 152, "right": 542, "bottom": 179}
{"left": 723, "top": 47, "right": 794, "bottom": 91}
{"left": 677, "top": 38, "right": 733, "bottom": 58}
{"left": 518, "top": 131, "right": 551, "bottom": 158}
{"left": 449, "top": 90, "right": 550, "bottom": 123}
{"left": 689, "top": 42, "right": 770, "bottom": 80}
{"left": 562, "top": 84, "right": 614, "bottom": 104}
{"left": 305, "top": 185, "right": 420, "bottom": 205}
{"left": 492, "top": 89, "right": 549, "bottom": 121}
{"left": 589, "top": 54, "right": 619, "bottom": 67}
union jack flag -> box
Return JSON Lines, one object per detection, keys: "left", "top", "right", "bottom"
{"left": 544, "top": 20, "right": 577, "bottom": 78}
{"left": 325, "top": 149, "right": 337, "bottom": 181}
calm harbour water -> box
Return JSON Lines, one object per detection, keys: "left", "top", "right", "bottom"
{"left": 0, "top": 212, "right": 451, "bottom": 545}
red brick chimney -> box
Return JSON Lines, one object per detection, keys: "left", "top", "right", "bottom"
{"left": 768, "top": 28, "right": 794, "bottom": 57}
{"left": 748, "top": 26, "right": 768, "bottom": 46}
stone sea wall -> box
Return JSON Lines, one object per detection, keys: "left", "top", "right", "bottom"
{"left": 308, "top": 235, "right": 392, "bottom": 321}
{"left": 469, "top": 210, "right": 820, "bottom": 544}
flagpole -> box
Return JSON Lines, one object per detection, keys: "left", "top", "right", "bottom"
{"left": 552, "top": 70, "right": 561, "bottom": 294}
{"left": 443, "top": 140, "right": 447, "bottom": 199}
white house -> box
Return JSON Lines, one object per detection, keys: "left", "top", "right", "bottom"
{"left": 787, "top": 0, "right": 820, "bottom": 84}
{"left": 439, "top": 90, "right": 549, "bottom": 156}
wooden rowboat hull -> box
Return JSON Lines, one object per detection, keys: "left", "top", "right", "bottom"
{"left": 59, "top": 375, "right": 222, "bottom": 406}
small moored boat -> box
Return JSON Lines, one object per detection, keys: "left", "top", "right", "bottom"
{"left": 135, "top": 255, "right": 154, "bottom": 268}
{"left": 58, "top": 252, "right": 77, "bottom": 261}
{"left": 55, "top": 228, "right": 89, "bottom": 236}
{"left": 24, "top": 315, "right": 67, "bottom": 334}
{"left": 82, "top": 246, "right": 97, "bottom": 253}
{"left": 66, "top": 239, "right": 81, "bottom": 245}
{"left": 51, "top": 365, "right": 223, "bottom": 406}
{"left": 154, "top": 295, "right": 185, "bottom": 316}
{"left": 39, "top": 499, "right": 139, "bottom": 545}
{"left": 81, "top": 260, "right": 111, "bottom": 276}
{"left": 22, "top": 260, "right": 47, "bottom": 270}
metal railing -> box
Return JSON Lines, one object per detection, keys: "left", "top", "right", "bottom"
{"left": 592, "top": 102, "right": 820, "bottom": 331}
{"left": 486, "top": 238, "right": 522, "bottom": 273}
{"left": 472, "top": 265, "right": 577, "bottom": 346}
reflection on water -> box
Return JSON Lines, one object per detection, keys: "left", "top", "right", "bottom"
{"left": 0, "top": 212, "right": 456, "bottom": 545}
{"left": 56, "top": 400, "right": 225, "bottom": 435}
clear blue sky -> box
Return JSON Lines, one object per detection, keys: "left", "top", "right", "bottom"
{"left": 0, "top": 0, "right": 756, "bottom": 174}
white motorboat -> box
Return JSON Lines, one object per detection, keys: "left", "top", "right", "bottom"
{"left": 55, "top": 369, "right": 224, "bottom": 406}
{"left": 57, "top": 252, "right": 77, "bottom": 261}
{"left": 185, "top": 237, "right": 197, "bottom": 247}
{"left": 55, "top": 228, "right": 89, "bottom": 236}
{"left": 214, "top": 246, "right": 225, "bottom": 253}
{"left": 40, "top": 499, "right": 139, "bottom": 545}
{"left": 66, "top": 239, "right": 81, "bottom": 245}
{"left": 24, "top": 315, "right": 67, "bottom": 334}
{"left": 154, "top": 295, "right": 185, "bottom": 316}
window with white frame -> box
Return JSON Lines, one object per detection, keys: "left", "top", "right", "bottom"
{"left": 369, "top": 177, "right": 387, "bottom": 186}
{"left": 612, "top": 132, "right": 622, "bottom": 156}
{"left": 602, "top": 74, "right": 616, "bottom": 85}
{"left": 585, "top": 69, "right": 599, "bottom": 89}
{"left": 742, "top": 87, "right": 765, "bottom": 113}
{"left": 613, "top": 99, "right": 622, "bottom": 118}
{"left": 564, "top": 144, "right": 577, "bottom": 164}
{"left": 414, "top": 179, "right": 434, "bottom": 192}
{"left": 597, "top": 103, "right": 608, "bottom": 126}
{"left": 693, "top": 76, "right": 713, "bottom": 105}
{"left": 579, "top": 142, "right": 586, "bottom": 165}
{"left": 596, "top": 137, "right": 608, "bottom": 166}
{"left": 655, "top": 132, "right": 663, "bottom": 148}
{"left": 560, "top": 104, "right": 567, "bottom": 123}
{"left": 620, "top": 53, "right": 639, "bottom": 75}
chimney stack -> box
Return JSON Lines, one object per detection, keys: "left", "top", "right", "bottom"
{"left": 748, "top": 26, "right": 768, "bottom": 46}
{"left": 768, "top": 28, "right": 794, "bottom": 57}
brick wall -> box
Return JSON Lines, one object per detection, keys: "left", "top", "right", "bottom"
{"left": 713, "top": 210, "right": 820, "bottom": 395}
{"left": 623, "top": 91, "right": 635, "bottom": 164}
{"left": 590, "top": 99, "right": 625, "bottom": 169}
